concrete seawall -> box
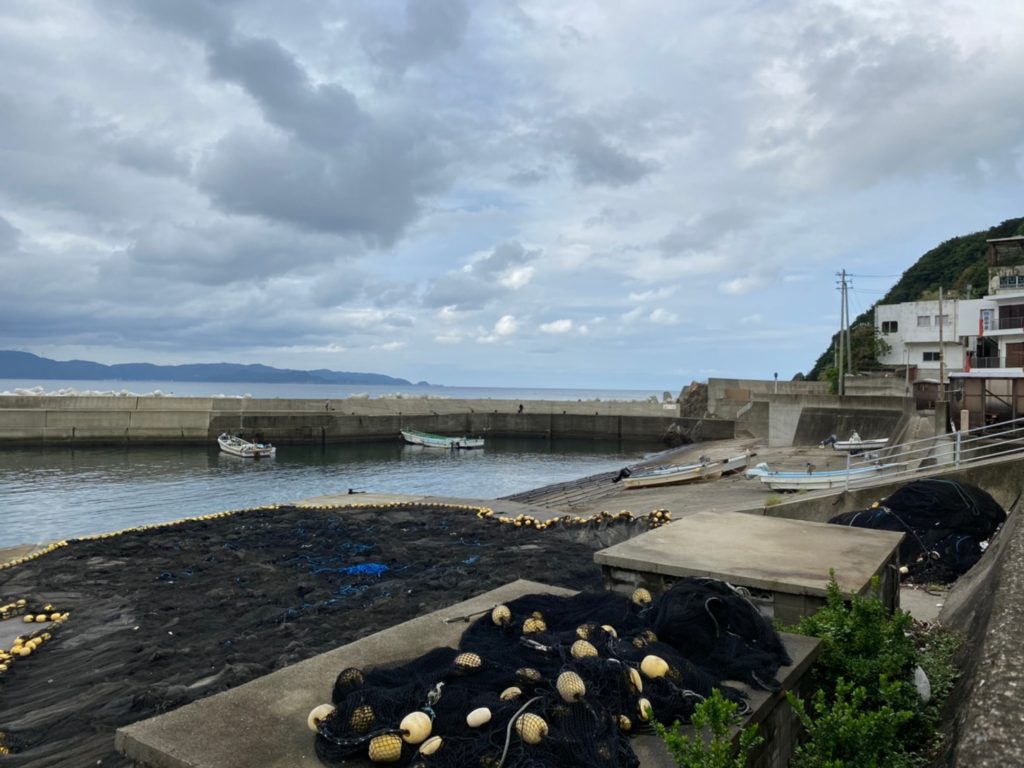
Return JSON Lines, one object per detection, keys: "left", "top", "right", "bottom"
{"left": 0, "top": 395, "right": 737, "bottom": 445}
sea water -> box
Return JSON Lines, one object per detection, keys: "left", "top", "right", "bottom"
{"left": 0, "top": 380, "right": 669, "bottom": 548}
{"left": 0, "top": 437, "right": 659, "bottom": 549}
{"left": 0, "top": 379, "right": 665, "bottom": 402}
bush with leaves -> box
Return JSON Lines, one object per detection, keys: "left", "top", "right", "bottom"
{"left": 652, "top": 689, "right": 763, "bottom": 768}
{"left": 788, "top": 678, "right": 918, "bottom": 768}
{"left": 787, "top": 572, "right": 962, "bottom": 766}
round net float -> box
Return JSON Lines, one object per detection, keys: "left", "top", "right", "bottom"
{"left": 336, "top": 667, "right": 365, "bottom": 695}
{"left": 627, "top": 666, "right": 643, "bottom": 693}
{"left": 399, "top": 711, "right": 432, "bottom": 744}
{"left": 522, "top": 616, "right": 546, "bottom": 634}
{"left": 516, "top": 667, "right": 542, "bottom": 684}
{"left": 500, "top": 685, "right": 523, "bottom": 701}
{"left": 641, "top": 655, "right": 669, "bottom": 679}
{"left": 466, "top": 706, "right": 492, "bottom": 727}
{"left": 530, "top": 610, "right": 544, "bottom": 620}
{"left": 515, "top": 713, "right": 549, "bottom": 745}
{"left": 618, "top": 715, "right": 632, "bottom": 732}
{"left": 368, "top": 733, "right": 404, "bottom": 762}
{"left": 631, "top": 587, "right": 653, "bottom": 606}
{"left": 601, "top": 624, "right": 618, "bottom": 638}
{"left": 575, "top": 623, "right": 596, "bottom": 639}
{"left": 556, "top": 670, "right": 586, "bottom": 703}
{"left": 306, "top": 703, "right": 336, "bottom": 733}
{"left": 491, "top": 605, "right": 512, "bottom": 626}
{"left": 453, "top": 652, "right": 482, "bottom": 670}
{"left": 418, "top": 736, "right": 443, "bottom": 756}
{"left": 350, "top": 704, "right": 375, "bottom": 732}
{"left": 570, "top": 639, "right": 598, "bottom": 659}
{"left": 642, "top": 630, "right": 658, "bottom": 643}
{"left": 637, "top": 698, "right": 653, "bottom": 721}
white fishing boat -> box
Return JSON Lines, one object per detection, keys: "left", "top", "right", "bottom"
{"left": 755, "top": 462, "right": 905, "bottom": 491}
{"left": 832, "top": 431, "right": 890, "bottom": 453}
{"left": 719, "top": 452, "right": 751, "bottom": 475}
{"left": 622, "top": 459, "right": 723, "bottom": 489}
{"left": 400, "top": 429, "right": 484, "bottom": 450}
{"left": 217, "top": 433, "right": 276, "bottom": 459}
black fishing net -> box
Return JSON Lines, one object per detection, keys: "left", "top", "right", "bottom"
{"left": 311, "top": 579, "right": 791, "bottom": 768}
{"left": 828, "top": 479, "right": 1007, "bottom": 583}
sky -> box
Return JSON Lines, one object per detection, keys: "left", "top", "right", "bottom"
{"left": 1, "top": 1, "right": 1022, "bottom": 390}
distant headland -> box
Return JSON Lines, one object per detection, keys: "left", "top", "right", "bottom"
{"left": 0, "top": 350, "right": 422, "bottom": 387}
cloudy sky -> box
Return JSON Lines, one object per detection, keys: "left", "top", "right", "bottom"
{"left": 1, "top": 0, "right": 1022, "bottom": 389}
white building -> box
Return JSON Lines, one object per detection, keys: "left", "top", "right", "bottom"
{"left": 874, "top": 235, "right": 1024, "bottom": 377}
{"left": 875, "top": 298, "right": 989, "bottom": 373}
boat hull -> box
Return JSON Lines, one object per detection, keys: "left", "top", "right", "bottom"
{"left": 758, "top": 463, "right": 904, "bottom": 491}
{"left": 217, "top": 434, "right": 276, "bottom": 459}
{"left": 401, "top": 429, "right": 484, "bottom": 450}
{"left": 833, "top": 438, "right": 889, "bottom": 452}
{"left": 623, "top": 463, "right": 723, "bottom": 489}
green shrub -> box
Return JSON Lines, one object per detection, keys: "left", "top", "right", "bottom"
{"left": 787, "top": 572, "right": 963, "bottom": 765}
{"left": 788, "top": 678, "right": 918, "bottom": 768}
{"left": 652, "top": 689, "right": 762, "bottom": 768}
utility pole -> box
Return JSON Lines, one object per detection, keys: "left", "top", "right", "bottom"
{"left": 844, "top": 270, "right": 853, "bottom": 376}
{"left": 836, "top": 270, "right": 849, "bottom": 395}
{"left": 938, "top": 287, "right": 946, "bottom": 398}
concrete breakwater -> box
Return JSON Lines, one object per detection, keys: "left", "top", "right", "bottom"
{"left": 0, "top": 395, "right": 735, "bottom": 445}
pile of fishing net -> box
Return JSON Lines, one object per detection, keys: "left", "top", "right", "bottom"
{"left": 309, "top": 578, "right": 791, "bottom": 768}
{"left": 828, "top": 479, "right": 1007, "bottom": 583}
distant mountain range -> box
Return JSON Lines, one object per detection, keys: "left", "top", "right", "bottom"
{"left": 0, "top": 351, "right": 421, "bottom": 387}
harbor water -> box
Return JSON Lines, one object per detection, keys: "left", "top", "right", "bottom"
{"left": 0, "top": 437, "right": 659, "bottom": 549}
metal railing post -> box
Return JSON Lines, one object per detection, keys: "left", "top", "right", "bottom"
{"left": 954, "top": 430, "right": 961, "bottom": 468}
{"left": 845, "top": 452, "right": 851, "bottom": 492}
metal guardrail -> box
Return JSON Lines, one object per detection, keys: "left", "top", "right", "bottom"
{"left": 841, "top": 415, "right": 1024, "bottom": 491}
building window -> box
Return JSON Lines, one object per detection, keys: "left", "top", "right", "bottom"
{"left": 881, "top": 320, "right": 898, "bottom": 334}
{"left": 999, "top": 275, "right": 1024, "bottom": 289}
{"left": 934, "top": 314, "right": 951, "bottom": 326}
{"left": 917, "top": 316, "right": 931, "bottom": 327}
{"left": 923, "top": 351, "right": 941, "bottom": 362}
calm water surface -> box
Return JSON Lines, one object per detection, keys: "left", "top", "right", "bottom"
{"left": 0, "top": 438, "right": 657, "bottom": 548}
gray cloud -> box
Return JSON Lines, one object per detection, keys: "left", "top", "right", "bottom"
{"left": 0, "top": 217, "right": 19, "bottom": 253}
{"left": 206, "top": 35, "right": 363, "bottom": 151}
{"left": 422, "top": 240, "right": 540, "bottom": 309}
{"left": 362, "top": 0, "right": 471, "bottom": 73}
{"left": 559, "top": 120, "right": 659, "bottom": 187}
{"left": 197, "top": 127, "right": 447, "bottom": 244}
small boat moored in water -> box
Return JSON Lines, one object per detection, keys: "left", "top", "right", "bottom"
{"left": 401, "top": 429, "right": 484, "bottom": 450}
{"left": 218, "top": 433, "right": 276, "bottom": 459}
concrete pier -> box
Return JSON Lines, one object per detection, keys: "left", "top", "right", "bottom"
{"left": 0, "top": 395, "right": 737, "bottom": 446}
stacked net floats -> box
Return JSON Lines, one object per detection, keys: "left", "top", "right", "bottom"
{"left": 309, "top": 578, "right": 791, "bottom": 768}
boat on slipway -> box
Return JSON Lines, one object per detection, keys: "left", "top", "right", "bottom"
{"left": 621, "top": 452, "right": 750, "bottom": 490}
{"left": 622, "top": 459, "right": 722, "bottom": 489}
{"left": 746, "top": 461, "right": 905, "bottom": 491}
{"left": 400, "top": 429, "right": 484, "bottom": 450}
{"left": 217, "top": 433, "right": 276, "bottom": 459}
{"left": 822, "top": 431, "right": 890, "bottom": 453}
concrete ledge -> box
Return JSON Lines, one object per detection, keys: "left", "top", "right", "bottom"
{"left": 116, "top": 580, "right": 820, "bottom": 768}
{"left": 595, "top": 511, "right": 902, "bottom": 602}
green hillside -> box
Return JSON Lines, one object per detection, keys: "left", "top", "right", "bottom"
{"left": 807, "top": 216, "right": 1024, "bottom": 380}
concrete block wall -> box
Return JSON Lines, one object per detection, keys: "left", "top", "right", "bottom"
{"left": 765, "top": 394, "right": 909, "bottom": 447}
{"left": 707, "top": 378, "right": 830, "bottom": 403}
{"left": 0, "top": 396, "right": 715, "bottom": 446}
